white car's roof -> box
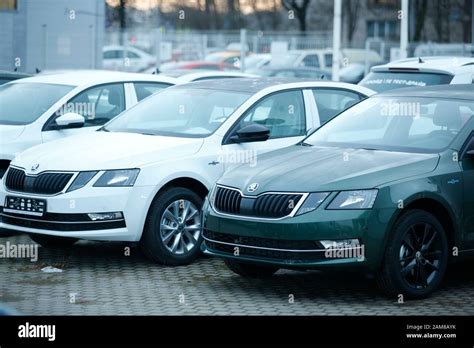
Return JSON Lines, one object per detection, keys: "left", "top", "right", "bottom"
{"left": 175, "top": 77, "right": 375, "bottom": 96}
{"left": 177, "top": 71, "right": 258, "bottom": 82}
{"left": 372, "top": 56, "right": 474, "bottom": 74}
{"left": 10, "top": 70, "right": 178, "bottom": 87}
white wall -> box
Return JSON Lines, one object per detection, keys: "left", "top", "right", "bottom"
{"left": 0, "top": 0, "right": 105, "bottom": 73}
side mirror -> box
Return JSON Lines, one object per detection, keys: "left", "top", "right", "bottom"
{"left": 55, "top": 113, "right": 85, "bottom": 129}
{"left": 230, "top": 123, "right": 270, "bottom": 143}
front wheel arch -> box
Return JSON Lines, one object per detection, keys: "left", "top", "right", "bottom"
{"left": 377, "top": 194, "right": 457, "bottom": 271}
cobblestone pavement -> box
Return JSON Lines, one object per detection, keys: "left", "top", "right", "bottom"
{"left": 1, "top": 235, "right": 473, "bottom": 315}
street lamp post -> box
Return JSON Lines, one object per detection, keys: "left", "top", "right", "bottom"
{"left": 400, "top": 0, "right": 409, "bottom": 59}
{"left": 332, "top": 0, "right": 342, "bottom": 82}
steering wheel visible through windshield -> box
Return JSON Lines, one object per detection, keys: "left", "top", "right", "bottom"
{"left": 104, "top": 87, "right": 251, "bottom": 137}
{"left": 304, "top": 96, "right": 474, "bottom": 153}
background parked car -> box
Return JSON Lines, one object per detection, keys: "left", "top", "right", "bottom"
{"left": 244, "top": 54, "right": 272, "bottom": 70}
{"left": 171, "top": 71, "right": 258, "bottom": 82}
{"left": 252, "top": 67, "right": 331, "bottom": 80}
{"left": 102, "top": 45, "right": 156, "bottom": 72}
{"left": 0, "top": 78, "right": 374, "bottom": 265}
{"left": 204, "top": 50, "right": 245, "bottom": 68}
{"left": 359, "top": 56, "right": 474, "bottom": 92}
{"left": 158, "top": 60, "right": 240, "bottom": 72}
{"left": 0, "top": 70, "right": 31, "bottom": 85}
{"left": 270, "top": 48, "right": 384, "bottom": 74}
{"left": 0, "top": 70, "right": 176, "bottom": 178}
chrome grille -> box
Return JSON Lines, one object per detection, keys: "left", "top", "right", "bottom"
{"left": 5, "top": 167, "right": 73, "bottom": 195}
{"left": 214, "top": 186, "right": 303, "bottom": 219}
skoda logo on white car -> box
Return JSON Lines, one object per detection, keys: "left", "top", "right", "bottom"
{"left": 30, "top": 163, "right": 40, "bottom": 172}
{"left": 247, "top": 183, "right": 259, "bottom": 193}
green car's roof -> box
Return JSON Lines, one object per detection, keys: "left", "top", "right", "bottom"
{"left": 379, "top": 84, "right": 474, "bottom": 101}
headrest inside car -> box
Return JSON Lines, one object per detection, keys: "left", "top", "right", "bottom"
{"left": 432, "top": 102, "right": 462, "bottom": 129}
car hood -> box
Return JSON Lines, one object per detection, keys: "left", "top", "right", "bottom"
{"left": 0, "top": 125, "right": 26, "bottom": 143}
{"left": 12, "top": 131, "right": 204, "bottom": 172}
{"left": 219, "top": 145, "right": 440, "bottom": 193}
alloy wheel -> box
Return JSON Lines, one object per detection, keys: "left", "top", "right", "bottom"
{"left": 159, "top": 199, "right": 202, "bottom": 255}
{"left": 399, "top": 222, "right": 443, "bottom": 289}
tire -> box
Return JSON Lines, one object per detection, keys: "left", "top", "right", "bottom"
{"left": 224, "top": 259, "right": 279, "bottom": 278}
{"left": 140, "top": 187, "right": 204, "bottom": 266}
{"left": 29, "top": 234, "right": 78, "bottom": 248}
{"left": 377, "top": 209, "right": 449, "bottom": 299}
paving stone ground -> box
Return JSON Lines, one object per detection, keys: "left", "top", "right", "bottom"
{"left": 1, "top": 235, "right": 473, "bottom": 315}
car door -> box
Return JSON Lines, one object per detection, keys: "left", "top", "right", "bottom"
{"left": 41, "top": 83, "right": 127, "bottom": 143}
{"left": 311, "top": 88, "right": 365, "bottom": 125}
{"left": 221, "top": 89, "right": 309, "bottom": 170}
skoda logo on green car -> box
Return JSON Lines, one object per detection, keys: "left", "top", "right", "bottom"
{"left": 202, "top": 84, "right": 474, "bottom": 299}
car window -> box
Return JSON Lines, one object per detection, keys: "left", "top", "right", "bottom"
{"left": 127, "top": 51, "right": 140, "bottom": 59}
{"left": 103, "top": 50, "right": 123, "bottom": 59}
{"left": 237, "top": 90, "right": 306, "bottom": 139}
{"left": 302, "top": 54, "right": 320, "bottom": 68}
{"left": 65, "top": 83, "right": 125, "bottom": 127}
{"left": 359, "top": 71, "right": 454, "bottom": 92}
{"left": 0, "top": 83, "right": 75, "bottom": 125}
{"left": 105, "top": 88, "right": 251, "bottom": 137}
{"left": 312, "top": 89, "right": 362, "bottom": 124}
{"left": 306, "top": 97, "right": 474, "bottom": 153}
{"left": 133, "top": 82, "right": 170, "bottom": 101}
{"left": 324, "top": 53, "right": 333, "bottom": 68}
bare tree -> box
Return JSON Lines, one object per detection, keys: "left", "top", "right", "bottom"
{"left": 282, "top": 0, "right": 311, "bottom": 32}
{"left": 343, "top": 0, "right": 360, "bottom": 44}
{"left": 413, "top": 0, "right": 428, "bottom": 42}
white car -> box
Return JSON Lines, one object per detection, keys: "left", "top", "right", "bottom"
{"left": 0, "top": 70, "right": 177, "bottom": 178}
{"left": 102, "top": 45, "right": 156, "bottom": 73}
{"left": 0, "top": 78, "right": 374, "bottom": 265}
{"left": 359, "top": 56, "right": 474, "bottom": 92}
{"left": 175, "top": 71, "right": 258, "bottom": 83}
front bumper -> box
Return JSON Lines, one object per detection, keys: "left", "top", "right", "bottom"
{"left": 201, "top": 200, "right": 394, "bottom": 271}
{"left": 0, "top": 185, "right": 156, "bottom": 241}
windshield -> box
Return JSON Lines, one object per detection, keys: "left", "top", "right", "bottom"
{"left": 359, "top": 71, "right": 453, "bottom": 92}
{"left": 0, "top": 83, "right": 75, "bottom": 125}
{"left": 304, "top": 96, "right": 474, "bottom": 153}
{"left": 104, "top": 87, "right": 251, "bottom": 137}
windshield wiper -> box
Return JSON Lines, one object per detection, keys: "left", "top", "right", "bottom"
{"left": 301, "top": 142, "right": 313, "bottom": 147}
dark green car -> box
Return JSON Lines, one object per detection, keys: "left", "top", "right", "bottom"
{"left": 201, "top": 84, "right": 474, "bottom": 299}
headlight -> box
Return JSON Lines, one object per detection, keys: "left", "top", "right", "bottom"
{"left": 93, "top": 169, "right": 140, "bottom": 187}
{"left": 67, "top": 171, "right": 98, "bottom": 192}
{"left": 295, "top": 192, "right": 330, "bottom": 216}
{"left": 327, "top": 190, "right": 378, "bottom": 210}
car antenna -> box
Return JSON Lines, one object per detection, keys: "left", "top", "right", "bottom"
{"left": 418, "top": 57, "right": 424, "bottom": 63}
{"left": 320, "top": 74, "right": 325, "bottom": 80}
{"left": 35, "top": 67, "right": 41, "bottom": 74}
{"left": 13, "top": 67, "right": 17, "bottom": 72}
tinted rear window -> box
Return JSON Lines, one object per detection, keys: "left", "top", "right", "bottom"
{"left": 359, "top": 71, "right": 453, "bottom": 92}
